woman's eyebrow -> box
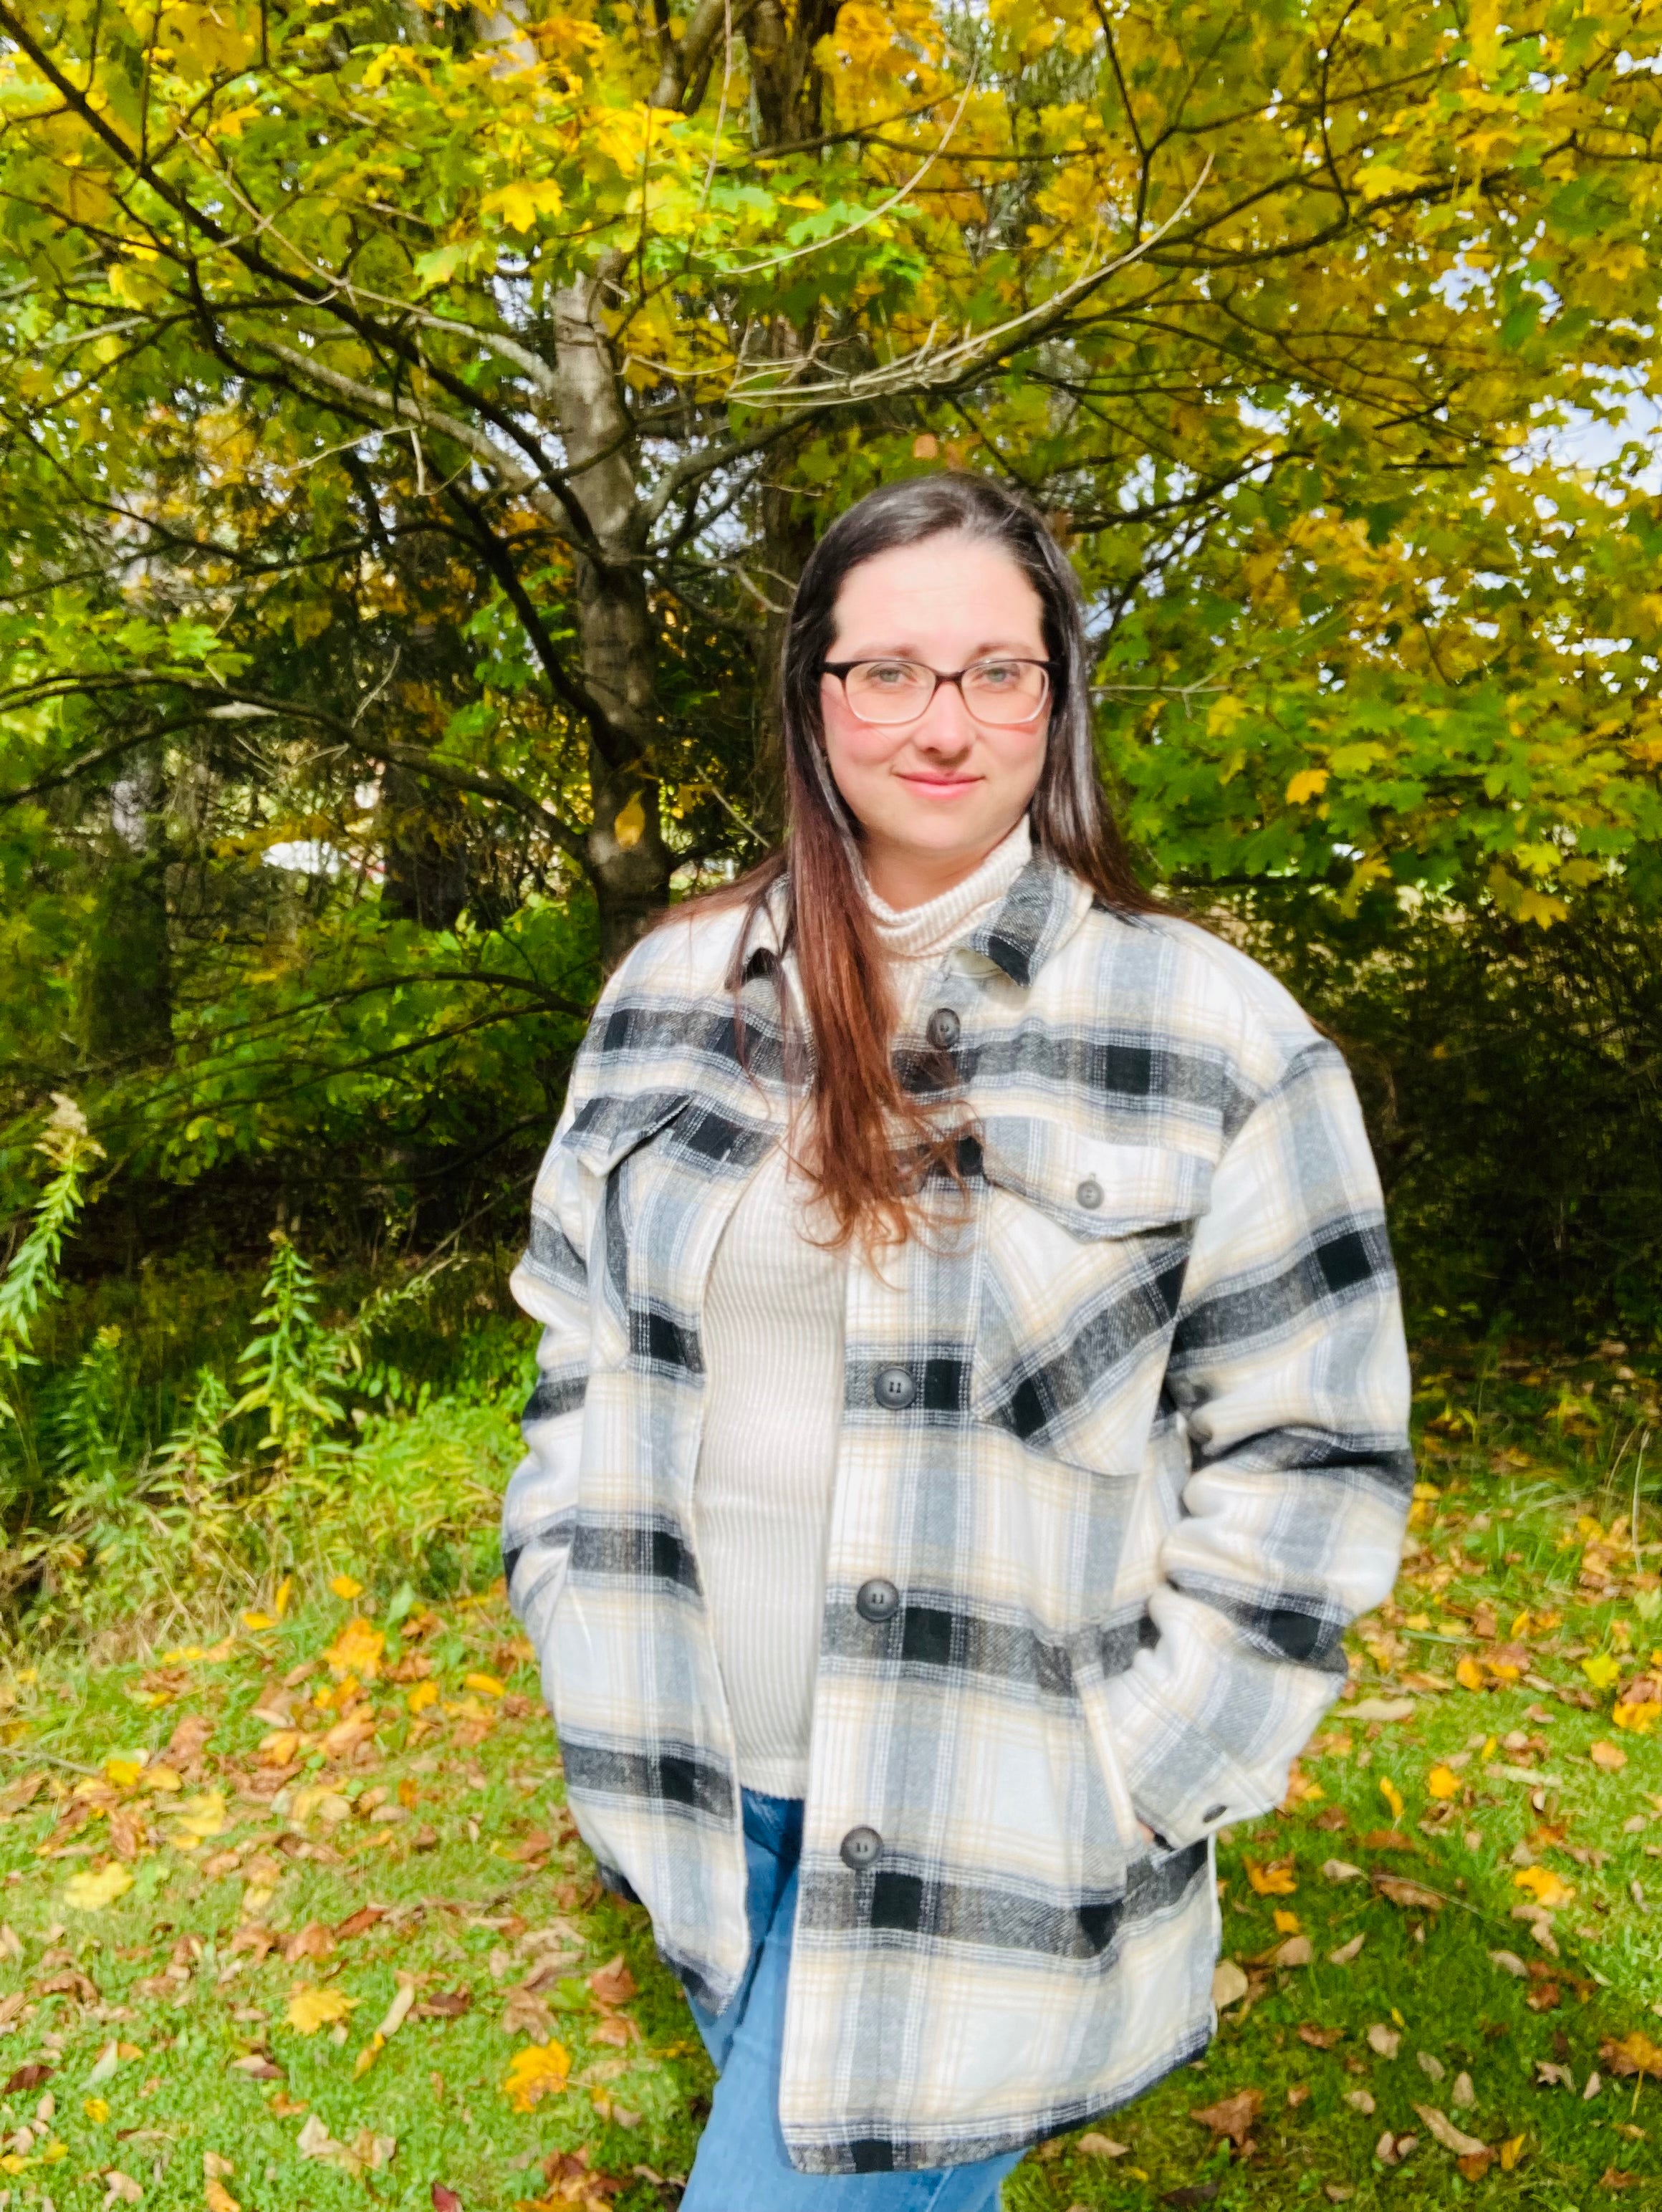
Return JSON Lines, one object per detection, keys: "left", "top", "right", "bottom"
{"left": 830, "top": 639, "right": 1040, "bottom": 660}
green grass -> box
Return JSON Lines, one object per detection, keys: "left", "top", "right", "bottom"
{"left": 1, "top": 1340, "right": 1660, "bottom": 2210}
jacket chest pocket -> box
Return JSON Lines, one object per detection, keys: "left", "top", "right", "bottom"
{"left": 972, "top": 1115, "right": 1211, "bottom": 1473}
{"left": 565, "top": 1092, "right": 774, "bottom": 1374}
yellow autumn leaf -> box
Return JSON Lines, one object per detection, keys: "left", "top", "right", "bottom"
{"left": 1244, "top": 1857, "right": 1297, "bottom": 1896}
{"left": 1285, "top": 768, "right": 1330, "bottom": 805}
{"left": 612, "top": 793, "right": 647, "bottom": 850}
{"left": 1513, "top": 1865, "right": 1574, "bottom": 1909}
{"left": 1455, "top": 1655, "right": 1486, "bottom": 1691}
{"left": 274, "top": 1574, "right": 294, "bottom": 1617}
{"left": 104, "top": 1756, "right": 143, "bottom": 1789}
{"left": 1614, "top": 1698, "right": 1661, "bottom": 1733}
{"left": 1272, "top": 1908, "right": 1300, "bottom": 1934}
{"left": 330, "top": 1573, "right": 363, "bottom": 1600}
{"left": 1610, "top": 2029, "right": 1662, "bottom": 2077}
{"left": 1582, "top": 1653, "right": 1621, "bottom": 1692}
{"left": 141, "top": 1763, "right": 183, "bottom": 1793}
{"left": 354, "top": 2030, "right": 386, "bottom": 2078}
{"left": 406, "top": 1679, "right": 439, "bottom": 1715}
{"left": 503, "top": 2037, "right": 572, "bottom": 2112}
{"left": 1499, "top": 2133, "right": 1526, "bottom": 2173}
{"left": 1426, "top": 1764, "right": 1461, "bottom": 1801}
{"left": 285, "top": 1983, "right": 359, "bottom": 2034}
{"left": 242, "top": 1610, "right": 275, "bottom": 1631}
{"left": 464, "top": 1671, "right": 505, "bottom": 1698}
{"left": 481, "top": 178, "right": 565, "bottom": 231}
{"left": 325, "top": 1616, "right": 385, "bottom": 1683}
{"left": 82, "top": 2096, "right": 110, "bottom": 2122}
{"left": 1379, "top": 1776, "right": 1406, "bottom": 1822}
{"left": 206, "top": 2182, "right": 242, "bottom": 2212}
{"left": 169, "top": 1789, "right": 229, "bottom": 1847}
{"left": 64, "top": 1862, "right": 134, "bottom": 1910}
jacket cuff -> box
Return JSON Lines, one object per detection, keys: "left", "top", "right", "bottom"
{"left": 1102, "top": 1668, "right": 1268, "bottom": 1851}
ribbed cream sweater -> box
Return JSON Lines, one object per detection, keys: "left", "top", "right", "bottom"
{"left": 692, "top": 816, "right": 1032, "bottom": 1795}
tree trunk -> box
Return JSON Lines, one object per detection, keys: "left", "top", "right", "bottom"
{"left": 379, "top": 762, "right": 469, "bottom": 930}
{"left": 552, "top": 267, "right": 673, "bottom": 971}
{"left": 83, "top": 749, "right": 173, "bottom": 1067}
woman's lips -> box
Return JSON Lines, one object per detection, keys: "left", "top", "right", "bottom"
{"left": 896, "top": 773, "right": 979, "bottom": 797}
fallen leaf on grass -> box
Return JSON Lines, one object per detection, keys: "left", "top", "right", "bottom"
{"left": 230, "top": 2052, "right": 282, "bottom": 2079}
{"left": 1328, "top": 1934, "right": 1366, "bottom": 1966}
{"left": 504, "top": 2038, "right": 572, "bottom": 2112}
{"left": 1514, "top": 1866, "right": 1574, "bottom": 1909}
{"left": 4, "top": 2062, "right": 52, "bottom": 2093}
{"left": 325, "top": 1617, "right": 385, "bottom": 1683}
{"left": 501, "top": 1985, "right": 557, "bottom": 2042}
{"left": 1601, "top": 2031, "right": 1662, "bottom": 2080}
{"left": 1210, "top": 1959, "right": 1249, "bottom": 2008}
{"left": 1599, "top": 2168, "right": 1637, "bottom": 2191}
{"left": 64, "top": 1864, "right": 134, "bottom": 1911}
{"left": 433, "top": 2190, "right": 462, "bottom": 2212}
{"left": 205, "top": 2180, "right": 241, "bottom": 2212}
{"left": 1347, "top": 1697, "right": 1416, "bottom": 1722}
{"left": 334, "top": 1904, "right": 386, "bottom": 1942}
{"left": 286, "top": 1983, "right": 358, "bottom": 2035}
{"left": 1244, "top": 1857, "right": 1297, "bottom": 1896}
{"left": 1273, "top": 1934, "right": 1313, "bottom": 1968}
{"left": 1413, "top": 2107, "right": 1489, "bottom": 2166}
{"left": 1489, "top": 1949, "right": 1528, "bottom": 1978}
{"left": 1373, "top": 1875, "right": 1444, "bottom": 1911}
{"left": 1426, "top": 1765, "right": 1461, "bottom": 1800}
{"left": 1161, "top": 2184, "right": 1219, "bottom": 2208}
{"left": 589, "top": 1955, "right": 638, "bottom": 2006}
{"left": 1589, "top": 1740, "right": 1628, "bottom": 1771}
{"left": 103, "top": 2172, "right": 143, "bottom": 2205}
{"left": 1190, "top": 2087, "right": 1262, "bottom": 2147}
{"left": 416, "top": 1989, "right": 473, "bottom": 2019}
{"left": 1367, "top": 2023, "right": 1401, "bottom": 2058}
{"left": 1297, "top": 2024, "right": 1344, "bottom": 2050}
{"left": 1075, "top": 2132, "right": 1128, "bottom": 2156}
{"left": 1345, "top": 2090, "right": 1375, "bottom": 2115}
{"left": 330, "top": 1574, "right": 363, "bottom": 1600}
{"left": 284, "top": 1923, "right": 334, "bottom": 1964}
{"left": 296, "top": 2112, "right": 395, "bottom": 2173}
{"left": 1321, "top": 1859, "right": 1364, "bottom": 1882}
{"left": 168, "top": 1790, "right": 229, "bottom": 1849}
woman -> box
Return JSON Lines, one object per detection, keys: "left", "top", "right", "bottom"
{"left": 504, "top": 476, "right": 1413, "bottom": 2208}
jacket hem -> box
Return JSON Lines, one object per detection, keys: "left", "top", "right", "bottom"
{"left": 779, "top": 2011, "right": 1215, "bottom": 2173}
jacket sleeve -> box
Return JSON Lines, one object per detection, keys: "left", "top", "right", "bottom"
{"left": 1101, "top": 1035, "right": 1414, "bottom": 1850}
{"left": 501, "top": 1084, "right": 592, "bottom": 1655}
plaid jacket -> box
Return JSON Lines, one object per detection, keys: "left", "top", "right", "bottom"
{"left": 504, "top": 852, "right": 1413, "bottom": 2174}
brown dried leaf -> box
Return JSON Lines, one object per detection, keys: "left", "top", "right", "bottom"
{"left": 1190, "top": 2087, "right": 1262, "bottom": 2146}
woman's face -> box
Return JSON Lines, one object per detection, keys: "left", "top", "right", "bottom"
{"left": 819, "top": 533, "right": 1051, "bottom": 902}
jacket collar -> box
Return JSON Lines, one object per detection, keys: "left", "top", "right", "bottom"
{"left": 752, "top": 847, "right": 1094, "bottom": 990}
{"left": 961, "top": 850, "right": 1095, "bottom": 986}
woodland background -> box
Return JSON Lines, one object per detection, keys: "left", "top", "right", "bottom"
{"left": 2, "top": 0, "right": 1662, "bottom": 1615}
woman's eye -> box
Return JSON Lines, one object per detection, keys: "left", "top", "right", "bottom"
{"left": 974, "top": 662, "right": 1020, "bottom": 688}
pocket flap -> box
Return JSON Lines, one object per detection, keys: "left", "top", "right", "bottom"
{"left": 563, "top": 1090, "right": 692, "bottom": 1176}
{"left": 978, "top": 1115, "right": 1212, "bottom": 1236}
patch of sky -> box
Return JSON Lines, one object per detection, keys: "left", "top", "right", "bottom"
{"left": 264, "top": 840, "right": 350, "bottom": 877}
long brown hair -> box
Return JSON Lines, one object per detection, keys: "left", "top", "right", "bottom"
{"left": 670, "top": 475, "right": 1160, "bottom": 1248}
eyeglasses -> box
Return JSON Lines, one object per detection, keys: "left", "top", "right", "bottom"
{"left": 821, "top": 657, "right": 1052, "bottom": 728}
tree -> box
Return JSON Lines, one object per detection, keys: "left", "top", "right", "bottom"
{"left": 2, "top": 0, "right": 1661, "bottom": 1234}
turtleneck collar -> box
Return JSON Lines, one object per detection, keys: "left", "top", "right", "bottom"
{"left": 861, "top": 813, "right": 1033, "bottom": 961}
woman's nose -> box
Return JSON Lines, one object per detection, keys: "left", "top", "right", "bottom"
{"left": 911, "top": 679, "right": 976, "bottom": 752}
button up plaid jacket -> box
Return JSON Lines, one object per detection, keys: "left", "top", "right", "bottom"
{"left": 504, "top": 852, "right": 1413, "bottom": 2174}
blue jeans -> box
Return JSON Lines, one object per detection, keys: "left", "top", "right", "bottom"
{"left": 681, "top": 1790, "right": 1027, "bottom": 2210}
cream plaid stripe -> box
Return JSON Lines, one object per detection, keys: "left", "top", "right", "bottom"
{"left": 503, "top": 855, "right": 1412, "bottom": 2174}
